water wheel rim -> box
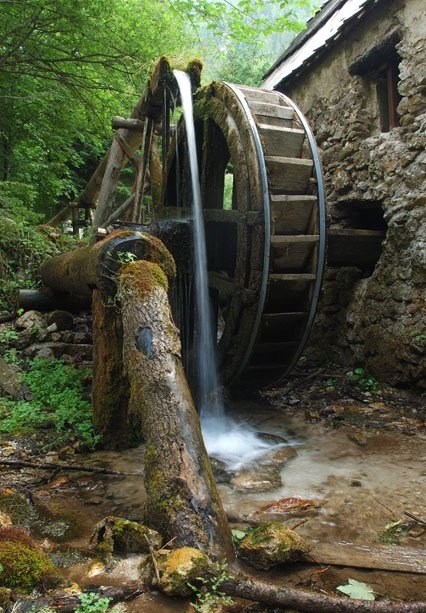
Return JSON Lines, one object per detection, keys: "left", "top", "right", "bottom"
{"left": 222, "top": 82, "right": 271, "bottom": 382}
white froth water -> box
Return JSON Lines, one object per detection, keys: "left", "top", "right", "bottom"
{"left": 173, "top": 70, "right": 282, "bottom": 468}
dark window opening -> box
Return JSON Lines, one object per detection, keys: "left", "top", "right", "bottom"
{"left": 334, "top": 199, "right": 387, "bottom": 231}
{"left": 375, "top": 57, "right": 401, "bottom": 131}
{"left": 350, "top": 31, "right": 401, "bottom": 132}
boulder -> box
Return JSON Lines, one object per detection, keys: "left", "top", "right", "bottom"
{"left": 237, "top": 521, "right": 309, "bottom": 570}
{"left": 155, "top": 547, "right": 211, "bottom": 596}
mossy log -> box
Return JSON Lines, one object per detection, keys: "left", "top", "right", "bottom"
{"left": 221, "top": 576, "right": 426, "bottom": 613}
{"left": 38, "top": 229, "right": 233, "bottom": 559}
{"left": 38, "top": 230, "right": 173, "bottom": 308}
{"left": 117, "top": 259, "right": 234, "bottom": 560}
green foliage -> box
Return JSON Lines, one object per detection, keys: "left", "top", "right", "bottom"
{"left": 0, "top": 329, "right": 19, "bottom": 345}
{"left": 75, "top": 592, "right": 112, "bottom": 613}
{"left": 0, "top": 187, "right": 69, "bottom": 311}
{"left": 116, "top": 251, "right": 138, "bottom": 264}
{"left": 187, "top": 561, "right": 234, "bottom": 613}
{"left": 349, "top": 367, "right": 378, "bottom": 393}
{"left": 0, "top": 0, "right": 194, "bottom": 218}
{"left": 169, "top": 0, "right": 317, "bottom": 44}
{"left": 0, "top": 358, "right": 98, "bottom": 449}
{"left": 231, "top": 528, "right": 247, "bottom": 544}
{"left": 412, "top": 331, "right": 426, "bottom": 344}
{"left": 378, "top": 520, "right": 411, "bottom": 544}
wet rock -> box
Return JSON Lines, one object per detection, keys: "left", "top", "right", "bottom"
{"left": 15, "top": 310, "right": 45, "bottom": 331}
{"left": 47, "top": 310, "right": 74, "bottom": 331}
{"left": 237, "top": 521, "right": 309, "bottom": 570}
{"left": 0, "top": 357, "right": 28, "bottom": 399}
{"left": 91, "top": 516, "right": 163, "bottom": 558}
{"left": 260, "top": 445, "right": 297, "bottom": 466}
{"left": 231, "top": 465, "right": 282, "bottom": 492}
{"left": 154, "top": 546, "right": 211, "bottom": 596}
{"left": 23, "top": 342, "right": 92, "bottom": 361}
{"left": 210, "top": 457, "right": 231, "bottom": 483}
{"left": 255, "top": 497, "right": 322, "bottom": 520}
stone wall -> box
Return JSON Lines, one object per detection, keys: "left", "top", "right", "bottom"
{"left": 277, "top": 0, "right": 426, "bottom": 389}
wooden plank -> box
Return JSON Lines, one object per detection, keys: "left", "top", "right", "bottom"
{"left": 208, "top": 272, "right": 236, "bottom": 295}
{"left": 309, "top": 540, "right": 426, "bottom": 574}
{"left": 271, "top": 235, "right": 319, "bottom": 244}
{"left": 269, "top": 273, "right": 316, "bottom": 282}
{"left": 265, "top": 156, "right": 313, "bottom": 193}
{"left": 258, "top": 124, "right": 305, "bottom": 158}
{"left": 239, "top": 86, "right": 282, "bottom": 104}
{"left": 328, "top": 228, "right": 385, "bottom": 267}
{"left": 271, "top": 235, "right": 319, "bottom": 272}
{"left": 250, "top": 102, "right": 295, "bottom": 128}
{"left": 203, "top": 209, "right": 261, "bottom": 224}
{"left": 271, "top": 195, "right": 316, "bottom": 234}
{"left": 266, "top": 274, "right": 314, "bottom": 312}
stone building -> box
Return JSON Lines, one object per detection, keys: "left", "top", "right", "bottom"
{"left": 263, "top": 0, "right": 426, "bottom": 389}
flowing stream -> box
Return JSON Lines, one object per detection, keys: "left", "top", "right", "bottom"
{"left": 173, "top": 71, "right": 282, "bottom": 469}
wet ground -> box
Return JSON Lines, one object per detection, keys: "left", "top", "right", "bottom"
{"left": 1, "top": 365, "right": 425, "bottom": 609}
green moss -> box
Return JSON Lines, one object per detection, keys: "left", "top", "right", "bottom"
{"left": 156, "top": 547, "right": 211, "bottom": 597}
{"left": 0, "top": 587, "right": 11, "bottom": 609}
{"left": 238, "top": 521, "right": 309, "bottom": 570}
{"left": 119, "top": 261, "right": 168, "bottom": 300}
{"left": 0, "top": 541, "right": 59, "bottom": 592}
{"left": 92, "top": 516, "right": 163, "bottom": 558}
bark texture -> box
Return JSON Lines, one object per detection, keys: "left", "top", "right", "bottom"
{"left": 38, "top": 230, "right": 173, "bottom": 308}
{"left": 118, "top": 259, "right": 234, "bottom": 560}
{"left": 221, "top": 577, "right": 426, "bottom": 613}
{"left": 92, "top": 289, "right": 132, "bottom": 448}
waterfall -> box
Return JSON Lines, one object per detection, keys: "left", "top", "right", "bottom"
{"left": 173, "top": 70, "right": 224, "bottom": 424}
{"left": 173, "top": 71, "right": 284, "bottom": 469}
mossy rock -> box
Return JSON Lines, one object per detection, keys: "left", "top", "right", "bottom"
{"left": 0, "top": 540, "right": 62, "bottom": 593}
{"left": 237, "top": 521, "right": 309, "bottom": 570}
{"left": 91, "top": 516, "right": 163, "bottom": 557}
{"left": 155, "top": 547, "right": 211, "bottom": 596}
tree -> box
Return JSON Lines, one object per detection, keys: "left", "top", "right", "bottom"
{"left": 0, "top": 0, "right": 195, "bottom": 217}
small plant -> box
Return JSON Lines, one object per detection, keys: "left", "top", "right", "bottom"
{"left": 0, "top": 328, "right": 19, "bottom": 345}
{"left": 116, "top": 251, "right": 137, "bottom": 264}
{"left": 378, "top": 520, "right": 411, "bottom": 544}
{"left": 0, "top": 358, "right": 98, "bottom": 448}
{"left": 75, "top": 592, "right": 112, "bottom": 613}
{"left": 412, "top": 331, "right": 426, "bottom": 344}
{"left": 349, "top": 367, "right": 378, "bottom": 393}
{"left": 231, "top": 528, "right": 247, "bottom": 545}
{"left": 322, "top": 377, "right": 336, "bottom": 389}
{"left": 187, "top": 561, "right": 235, "bottom": 613}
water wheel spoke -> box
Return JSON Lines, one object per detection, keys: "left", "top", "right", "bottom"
{"left": 208, "top": 271, "right": 237, "bottom": 296}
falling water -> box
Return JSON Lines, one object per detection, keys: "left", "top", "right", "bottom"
{"left": 173, "top": 71, "right": 285, "bottom": 469}
{"left": 173, "top": 70, "right": 224, "bottom": 422}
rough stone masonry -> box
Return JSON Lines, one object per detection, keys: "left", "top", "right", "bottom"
{"left": 273, "top": 0, "right": 425, "bottom": 389}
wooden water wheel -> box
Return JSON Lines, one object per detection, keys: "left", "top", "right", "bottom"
{"left": 161, "top": 81, "right": 326, "bottom": 386}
